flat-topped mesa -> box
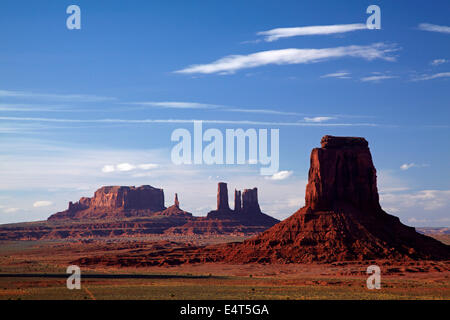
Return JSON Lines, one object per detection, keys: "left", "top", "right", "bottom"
{"left": 305, "top": 135, "right": 381, "bottom": 213}
{"left": 48, "top": 185, "right": 166, "bottom": 220}
{"left": 90, "top": 185, "right": 165, "bottom": 210}
{"left": 217, "top": 182, "right": 230, "bottom": 211}
{"left": 320, "top": 135, "right": 368, "bottom": 149}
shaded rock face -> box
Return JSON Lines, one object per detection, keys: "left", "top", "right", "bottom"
{"left": 234, "top": 190, "right": 242, "bottom": 213}
{"left": 217, "top": 182, "right": 230, "bottom": 211}
{"left": 212, "top": 135, "right": 450, "bottom": 263}
{"left": 207, "top": 183, "right": 279, "bottom": 227}
{"left": 242, "top": 188, "right": 261, "bottom": 214}
{"left": 305, "top": 135, "right": 381, "bottom": 213}
{"left": 48, "top": 185, "right": 166, "bottom": 220}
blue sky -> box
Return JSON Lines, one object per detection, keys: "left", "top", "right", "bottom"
{"left": 0, "top": 0, "right": 449, "bottom": 226}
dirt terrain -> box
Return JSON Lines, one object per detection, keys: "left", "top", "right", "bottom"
{"left": 0, "top": 236, "right": 448, "bottom": 300}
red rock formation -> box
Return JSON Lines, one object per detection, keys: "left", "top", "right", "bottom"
{"left": 207, "top": 183, "right": 279, "bottom": 227}
{"left": 305, "top": 136, "right": 380, "bottom": 213}
{"left": 217, "top": 182, "right": 230, "bottom": 211}
{"left": 48, "top": 185, "right": 166, "bottom": 220}
{"left": 234, "top": 189, "right": 242, "bottom": 213}
{"left": 174, "top": 193, "right": 180, "bottom": 208}
{"left": 212, "top": 136, "right": 450, "bottom": 262}
{"left": 242, "top": 188, "right": 261, "bottom": 214}
{"left": 159, "top": 194, "right": 193, "bottom": 217}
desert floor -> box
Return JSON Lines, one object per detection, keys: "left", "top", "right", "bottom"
{"left": 0, "top": 236, "right": 449, "bottom": 300}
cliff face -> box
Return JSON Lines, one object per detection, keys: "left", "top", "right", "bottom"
{"left": 214, "top": 135, "right": 450, "bottom": 263}
{"left": 305, "top": 136, "right": 381, "bottom": 212}
{"left": 48, "top": 185, "right": 166, "bottom": 220}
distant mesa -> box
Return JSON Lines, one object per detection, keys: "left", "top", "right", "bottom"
{"left": 48, "top": 185, "right": 191, "bottom": 220}
{"left": 206, "top": 182, "right": 279, "bottom": 227}
{"left": 209, "top": 135, "right": 450, "bottom": 262}
{"left": 0, "top": 180, "right": 279, "bottom": 240}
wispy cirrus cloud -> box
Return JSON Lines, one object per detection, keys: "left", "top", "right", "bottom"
{"left": 430, "top": 59, "right": 448, "bottom": 66}
{"left": 418, "top": 23, "right": 450, "bottom": 34}
{"left": 257, "top": 23, "right": 367, "bottom": 42}
{"left": 127, "top": 101, "right": 303, "bottom": 116}
{"left": 0, "top": 116, "right": 379, "bottom": 127}
{"left": 412, "top": 72, "right": 450, "bottom": 81}
{"left": 102, "top": 163, "right": 159, "bottom": 173}
{"left": 360, "top": 74, "right": 397, "bottom": 82}
{"left": 303, "top": 116, "right": 335, "bottom": 123}
{"left": 0, "top": 89, "right": 115, "bottom": 102}
{"left": 320, "top": 71, "right": 351, "bottom": 79}
{"left": 400, "top": 163, "right": 429, "bottom": 171}
{"left": 0, "top": 103, "right": 71, "bottom": 112}
{"left": 175, "top": 43, "right": 398, "bottom": 75}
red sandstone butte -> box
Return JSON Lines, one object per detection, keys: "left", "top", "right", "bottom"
{"left": 48, "top": 185, "right": 168, "bottom": 220}
{"left": 214, "top": 135, "right": 450, "bottom": 263}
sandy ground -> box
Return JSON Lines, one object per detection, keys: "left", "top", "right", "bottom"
{"left": 0, "top": 237, "right": 448, "bottom": 300}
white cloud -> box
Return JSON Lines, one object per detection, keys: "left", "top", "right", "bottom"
{"left": 101, "top": 165, "right": 115, "bottom": 173}
{"left": 127, "top": 101, "right": 303, "bottom": 116}
{"left": 382, "top": 190, "right": 450, "bottom": 211}
{"left": 116, "top": 163, "right": 136, "bottom": 172}
{"left": 400, "top": 163, "right": 417, "bottom": 170}
{"left": 175, "top": 43, "right": 398, "bottom": 75}
{"left": 132, "top": 101, "right": 218, "bottom": 109}
{"left": 3, "top": 208, "right": 19, "bottom": 213}
{"left": 431, "top": 59, "right": 448, "bottom": 66}
{"left": 400, "top": 163, "right": 428, "bottom": 170}
{"left": 0, "top": 104, "right": 69, "bottom": 112}
{"left": 408, "top": 217, "right": 428, "bottom": 223}
{"left": 400, "top": 163, "right": 415, "bottom": 170}
{"left": 304, "top": 116, "right": 334, "bottom": 123}
{"left": 267, "top": 170, "right": 293, "bottom": 180}
{"left": 418, "top": 23, "right": 450, "bottom": 34}
{"left": 257, "top": 23, "right": 367, "bottom": 42}
{"left": 320, "top": 71, "right": 351, "bottom": 79}
{"left": 0, "top": 89, "right": 115, "bottom": 102}
{"left": 102, "top": 163, "right": 159, "bottom": 173}
{"left": 0, "top": 116, "right": 380, "bottom": 127}
{"left": 360, "top": 75, "right": 397, "bottom": 82}
{"left": 33, "top": 200, "right": 53, "bottom": 208}
{"left": 412, "top": 72, "right": 450, "bottom": 81}
{"left": 138, "top": 163, "right": 159, "bottom": 170}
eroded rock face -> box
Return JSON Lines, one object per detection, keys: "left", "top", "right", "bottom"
{"left": 217, "top": 182, "right": 230, "bottom": 211}
{"left": 242, "top": 188, "right": 261, "bottom": 214}
{"left": 305, "top": 135, "right": 381, "bottom": 212}
{"left": 48, "top": 185, "right": 166, "bottom": 220}
{"left": 234, "top": 190, "right": 242, "bottom": 213}
{"left": 209, "top": 135, "right": 450, "bottom": 263}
